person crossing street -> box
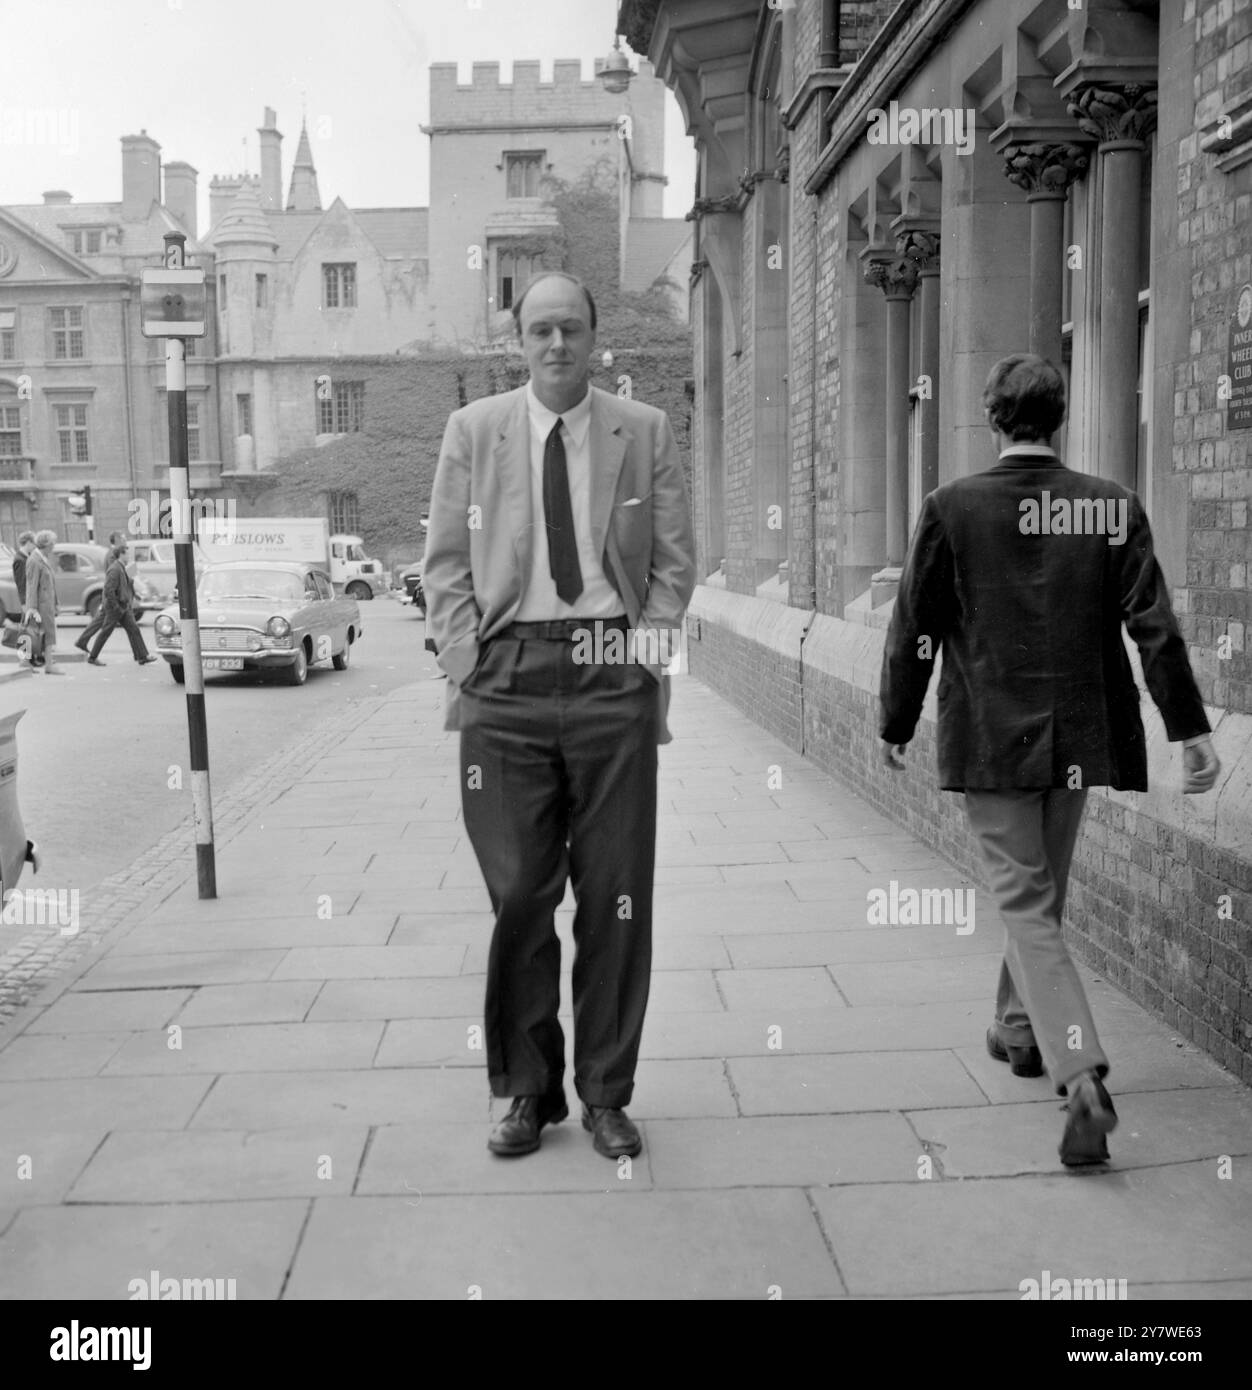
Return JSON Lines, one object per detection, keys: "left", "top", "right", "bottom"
{"left": 86, "top": 543, "right": 157, "bottom": 668}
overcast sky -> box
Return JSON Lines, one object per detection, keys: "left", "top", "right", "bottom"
{"left": 0, "top": 0, "right": 696, "bottom": 229}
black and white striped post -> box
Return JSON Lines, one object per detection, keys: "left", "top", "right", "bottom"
{"left": 141, "top": 231, "right": 216, "bottom": 898}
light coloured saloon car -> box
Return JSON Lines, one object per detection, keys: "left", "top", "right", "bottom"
{"left": 152, "top": 560, "right": 362, "bottom": 685}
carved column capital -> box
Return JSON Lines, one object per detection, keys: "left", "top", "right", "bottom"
{"left": 865, "top": 254, "right": 920, "bottom": 299}
{"left": 896, "top": 230, "right": 940, "bottom": 274}
{"left": 1002, "top": 142, "right": 1090, "bottom": 198}
{"left": 1066, "top": 83, "right": 1157, "bottom": 147}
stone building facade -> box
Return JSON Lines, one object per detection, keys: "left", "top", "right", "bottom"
{"left": 623, "top": 0, "right": 1252, "bottom": 1080}
{"left": 0, "top": 69, "right": 692, "bottom": 551}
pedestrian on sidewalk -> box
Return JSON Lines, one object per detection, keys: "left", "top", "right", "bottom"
{"left": 23, "top": 531, "right": 62, "bottom": 675}
{"left": 86, "top": 543, "right": 157, "bottom": 668}
{"left": 879, "top": 352, "right": 1220, "bottom": 1167}
{"left": 424, "top": 270, "right": 696, "bottom": 1161}
{"left": 11, "top": 532, "right": 43, "bottom": 669}
{"left": 75, "top": 531, "right": 125, "bottom": 656}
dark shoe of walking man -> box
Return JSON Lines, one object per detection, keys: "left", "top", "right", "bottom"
{"left": 87, "top": 543, "right": 157, "bottom": 667}
{"left": 423, "top": 270, "right": 696, "bottom": 1159}
{"left": 879, "top": 353, "right": 1220, "bottom": 1167}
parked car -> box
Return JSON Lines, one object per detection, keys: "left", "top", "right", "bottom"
{"left": 398, "top": 560, "right": 425, "bottom": 612}
{"left": 126, "top": 537, "right": 207, "bottom": 611}
{"left": 152, "top": 559, "right": 362, "bottom": 686}
{"left": 0, "top": 543, "right": 148, "bottom": 623}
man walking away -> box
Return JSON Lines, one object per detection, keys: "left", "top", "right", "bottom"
{"left": 87, "top": 543, "right": 157, "bottom": 668}
{"left": 879, "top": 353, "right": 1220, "bottom": 1166}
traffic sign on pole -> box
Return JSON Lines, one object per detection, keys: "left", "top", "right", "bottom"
{"left": 140, "top": 232, "right": 216, "bottom": 899}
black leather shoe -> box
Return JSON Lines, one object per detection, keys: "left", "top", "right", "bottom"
{"left": 986, "top": 1025, "right": 1044, "bottom": 1078}
{"left": 1059, "top": 1072, "right": 1118, "bottom": 1167}
{"left": 138, "top": 655, "right": 158, "bottom": 664}
{"left": 487, "top": 1092, "right": 569, "bottom": 1157}
{"left": 581, "top": 1104, "right": 642, "bottom": 1159}
{"left": 87, "top": 658, "right": 106, "bottom": 666}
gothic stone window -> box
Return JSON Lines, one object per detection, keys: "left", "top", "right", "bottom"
{"left": 65, "top": 228, "right": 103, "bottom": 255}
{"left": 322, "top": 263, "right": 357, "bottom": 309}
{"left": 317, "top": 380, "right": 365, "bottom": 434}
{"left": 236, "top": 392, "right": 253, "bottom": 437}
{"left": 186, "top": 401, "right": 201, "bottom": 462}
{"left": 505, "top": 151, "right": 545, "bottom": 199}
{"left": 0, "top": 309, "right": 16, "bottom": 361}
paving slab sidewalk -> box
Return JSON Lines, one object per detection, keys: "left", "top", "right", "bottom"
{"left": 1, "top": 674, "right": 1250, "bottom": 1301}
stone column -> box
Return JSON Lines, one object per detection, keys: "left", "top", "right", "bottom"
{"left": 898, "top": 230, "right": 941, "bottom": 502}
{"left": 865, "top": 253, "right": 919, "bottom": 569}
{"left": 1001, "top": 143, "right": 1090, "bottom": 365}
{"left": 1067, "top": 83, "right": 1157, "bottom": 488}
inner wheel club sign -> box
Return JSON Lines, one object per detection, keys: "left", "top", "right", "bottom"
{"left": 1231, "top": 283, "right": 1252, "bottom": 431}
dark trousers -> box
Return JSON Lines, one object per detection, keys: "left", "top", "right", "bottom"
{"left": 75, "top": 612, "right": 103, "bottom": 650}
{"left": 459, "top": 627, "right": 660, "bottom": 1109}
{"left": 88, "top": 608, "right": 149, "bottom": 662}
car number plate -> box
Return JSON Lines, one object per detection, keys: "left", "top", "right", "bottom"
{"left": 202, "top": 657, "right": 244, "bottom": 671}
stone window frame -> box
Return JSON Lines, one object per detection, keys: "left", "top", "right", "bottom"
{"left": 48, "top": 305, "right": 85, "bottom": 360}
{"left": 0, "top": 307, "right": 17, "bottom": 362}
{"left": 322, "top": 263, "right": 358, "bottom": 310}
{"left": 503, "top": 150, "right": 545, "bottom": 200}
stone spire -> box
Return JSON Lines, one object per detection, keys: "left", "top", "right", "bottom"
{"left": 286, "top": 121, "right": 322, "bottom": 212}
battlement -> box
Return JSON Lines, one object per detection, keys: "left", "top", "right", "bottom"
{"left": 428, "top": 57, "right": 663, "bottom": 127}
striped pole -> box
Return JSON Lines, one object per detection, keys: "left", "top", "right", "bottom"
{"left": 163, "top": 231, "right": 216, "bottom": 898}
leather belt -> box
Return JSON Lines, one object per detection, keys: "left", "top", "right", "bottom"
{"left": 502, "top": 616, "right": 630, "bottom": 640}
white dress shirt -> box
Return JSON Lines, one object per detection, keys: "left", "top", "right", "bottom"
{"left": 515, "top": 380, "right": 627, "bottom": 622}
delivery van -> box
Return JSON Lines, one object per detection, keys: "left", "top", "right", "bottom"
{"left": 197, "top": 517, "right": 386, "bottom": 599}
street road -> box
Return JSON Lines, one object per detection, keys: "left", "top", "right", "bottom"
{"left": 0, "top": 596, "right": 434, "bottom": 952}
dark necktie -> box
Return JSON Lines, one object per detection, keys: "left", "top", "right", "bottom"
{"left": 543, "top": 417, "right": 583, "bottom": 606}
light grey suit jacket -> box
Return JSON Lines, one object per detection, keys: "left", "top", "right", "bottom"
{"left": 423, "top": 383, "right": 696, "bottom": 743}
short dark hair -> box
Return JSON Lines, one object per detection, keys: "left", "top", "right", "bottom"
{"left": 17, "top": 531, "right": 34, "bottom": 546}
{"left": 982, "top": 353, "right": 1067, "bottom": 442}
{"left": 511, "top": 271, "right": 597, "bottom": 334}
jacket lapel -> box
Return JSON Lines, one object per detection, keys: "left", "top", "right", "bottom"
{"left": 589, "top": 389, "right": 628, "bottom": 561}
{"left": 493, "top": 390, "right": 533, "bottom": 580}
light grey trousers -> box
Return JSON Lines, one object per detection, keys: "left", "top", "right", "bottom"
{"left": 964, "top": 787, "right": 1108, "bottom": 1095}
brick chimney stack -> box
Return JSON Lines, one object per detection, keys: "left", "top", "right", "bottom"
{"left": 163, "top": 161, "right": 198, "bottom": 238}
{"left": 258, "top": 107, "right": 283, "bottom": 212}
{"left": 121, "top": 130, "right": 162, "bottom": 221}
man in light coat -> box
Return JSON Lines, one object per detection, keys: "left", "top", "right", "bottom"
{"left": 424, "top": 271, "right": 696, "bottom": 1160}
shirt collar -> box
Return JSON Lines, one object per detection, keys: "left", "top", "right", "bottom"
{"left": 526, "top": 380, "right": 592, "bottom": 448}
{"left": 999, "top": 442, "right": 1058, "bottom": 460}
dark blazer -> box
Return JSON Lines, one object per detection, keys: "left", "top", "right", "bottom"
{"left": 12, "top": 553, "right": 26, "bottom": 605}
{"left": 102, "top": 557, "right": 134, "bottom": 615}
{"left": 879, "top": 451, "right": 1210, "bottom": 791}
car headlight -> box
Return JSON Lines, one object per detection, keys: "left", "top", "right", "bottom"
{"left": 154, "top": 614, "right": 178, "bottom": 637}
{"left": 267, "top": 616, "right": 291, "bottom": 638}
